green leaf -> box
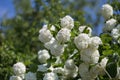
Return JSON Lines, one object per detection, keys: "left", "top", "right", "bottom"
{"left": 102, "top": 50, "right": 114, "bottom": 56}
{"left": 106, "top": 62, "right": 117, "bottom": 78}
{"left": 100, "top": 33, "right": 112, "bottom": 43}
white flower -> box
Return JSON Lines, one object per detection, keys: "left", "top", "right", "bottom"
{"left": 9, "top": 76, "right": 22, "bottom": 80}
{"left": 89, "top": 65, "right": 100, "bottom": 78}
{"left": 50, "top": 25, "right": 56, "bottom": 31}
{"left": 13, "top": 62, "right": 26, "bottom": 76}
{"left": 79, "top": 26, "right": 92, "bottom": 36}
{"left": 61, "top": 15, "right": 74, "bottom": 29}
{"left": 101, "top": 4, "right": 113, "bottom": 19}
{"left": 111, "top": 28, "right": 120, "bottom": 39}
{"left": 80, "top": 48, "right": 100, "bottom": 64}
{"left": 100, "top": 57, "right": 108, "bottom": 68}
{"left": 44, "top": 38, "right": 55, "bottom": 50}
{"left": 79, "top": 63, "right": 89, "bottom": 78}
{"left": 63, "top": 60, "right": 78, "bottom": 78}
{"left": 38, "top": 49, "right": 50, "bottom": 63}
{"left": 64, "top": 65, "right": 78, "bottom": 78}
{"left": 50, "top": 41, "right": 64, "bottom": 56}
{"left": 43, "top": 72, "right": 59, "bottom": 80}
{"left": 39, "top": 25, "right": 53, "bottom": 43}
{"left": 37, "top": 64, "right": 48, "bottom": 72}
{"left": 53, "top": 67, "right": 64, "bottom": 74}
{"left": 103, "top": 18, "right": 117, "bottom": 32}
{"left": 89, "top": 36, "right": 102, "bottom": 49}
{"left": 56, "top": 28, "right": 71, "bottom": 43}
{"left": 65, "top": 59, "right": 75, "bottom": 69}
{"left": 74, "top": 33, "right": 90, "bottom": 50}
{"left": 25, "top": 72, "right": 36, "bottom": 80}
{"left": 90, "top": 57, "right": 108, "bottom": 77}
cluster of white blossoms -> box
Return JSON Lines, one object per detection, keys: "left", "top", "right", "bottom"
{"left": 74, "top": 25, "right": 108, "bottom": 79}
{"left": 38, "top": 25, "right": 53, "bottom": 43}
{"left": 79, "top": 26, "right": 92, "bottom": 36}
{"left": 102, "top": 4, "right": 120, "bottom": 44}
{"left": 37, "top": 15, "right": 79, "bottom": 80}
{"left": 10, "top": 62, "right": 26, "bottom": 80}
{"left": 60, "top": 15, "right": 74, "bottom": 29}
{"left": 10, "top": 3, "right": 119, "bottom": 79}
{"left": 74, "top": 33, "right": 90, "bottom": 50}
{"left": 38, "top": 49, "right": 50, "bottom": 63}
{"left": 103, "top": 18, "right": 117, "bottom": 32}
{"left": 38, "top": 15, "right": 109, "bottom": 80}
{"left": 101, "top": 4, "right": 113, "bottom": 20}
{"left": 56, "top": 28, "right": 71, "bottom": 43}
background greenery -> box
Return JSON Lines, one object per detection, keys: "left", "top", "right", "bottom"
{"left": 0, "top": 0, "right": 120, "bottom": 79}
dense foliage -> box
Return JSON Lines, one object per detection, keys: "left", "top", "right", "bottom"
{"left": 0, "top": 0, "right": 120, "bottom": 80}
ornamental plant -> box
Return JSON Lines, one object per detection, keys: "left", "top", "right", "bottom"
{"left": 9, "top": 3, "right": 120, "bottom": 80}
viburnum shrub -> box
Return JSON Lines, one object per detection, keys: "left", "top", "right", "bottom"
{"left": 9, "top": 3, "right": 120, "bottom": 80}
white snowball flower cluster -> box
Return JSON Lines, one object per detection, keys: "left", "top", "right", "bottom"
{"left": 79, "top": 49, "right": 103, "bottom": 80}
{"left": 103, "top": 18, "right": 117, "bottom": 32}
{"left": 39, "top": 15, "right": 74, "bottom": 57}
{"left": 102, "top": 7, "right": 120, "bottom": 44}
{"left": 101, "top": 4, "right": 113, "bottom": 19}
{"left": 61, "top": 15, "right": 74, "bottom": 29}
{"left": 101, "top": 3, "right": 120, "bottom": 45}
{"left": 90, "top": 57, "right": 108, "bottom": 76}
{"left": 100, "top": 57, "right": 108, "bottom": 68}
{"left": 64, "top": 66, "right": 78, "bottom": 78}
{"left": 74, "top": 33, "right": 102, "bottom": 50}
{"left": 74, "top": 33, "right": 90, "bottom": 50}
{"left": 79, "top": 57, "right": 108, "bottom": 80}
{"left": 79, "top": 26, "right": 92, "bottom": 36}
{"left": 75, "top": 26, "right": 105, "bottom": 79}
{"left": 64, "top": 59, "right": 78, "bottom": 78}
{"left": 111, "top": 28, "right": 120, "bottom": 39}
{"left": 43, "top": 72, "right": 59, "bottom": 80}
{"left": 89, "top": 36, "right": 102, "bottom": 49}
{"left": 56, "top": 28, "right": 71, "bottom": 43}
{"left": 65, "top": 59, "right": 76, "bottom": 69}
{"left": 25, "top": 72, "right": 37, "bottom": 80}
{"left": 80, "top": 48, "right": 100, "bottom": 64}
{"left": 38, "top": 49, "right": 50, "bottom": 63}
{"left": 111, "top": 24, "right": 120, "bottom": 42}
{"left": 39, "top": 25, "right": 53, "bottom": 43}
{"left": 10, "top": 62, "right": 26, "bottom": 80}
{"left": 13, "top": 62, "right": 26, "bottom": 76}
{"left": 50, "top": 40, "right": 65, "bottom": 56}
{"left": 10, "top": 12, "right": 115, "bottom": 79}
{"left": 79, "top": 63, "right": 89, "bottom": 78}
{"left": 44, "top": 37, "right": 55, "bottom": 50}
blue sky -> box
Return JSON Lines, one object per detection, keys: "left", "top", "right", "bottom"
{"left": 0, "top": 0, "right": 108, "bottom": 35}
{"left": 0, "top": 0, "right": 15, "bottom": 19}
